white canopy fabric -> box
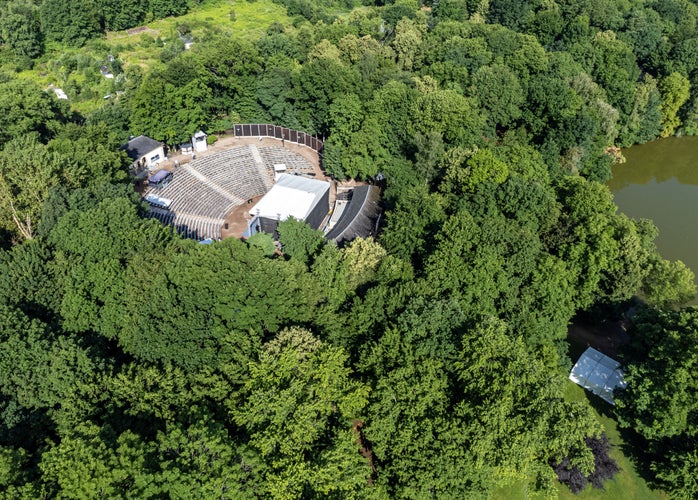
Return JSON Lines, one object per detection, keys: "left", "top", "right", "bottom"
{"left": 250, "top": 174, "right": 329, "bottom": 221}
{"left": 569, "top": 347, "right": 627, "bottom": 405}
{"left": 145, "top": 193, "right": 172, "bottom": 209}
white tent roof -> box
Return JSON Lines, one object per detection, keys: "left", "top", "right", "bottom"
{"left": 569, "top": 347, "right": 627, "bottom": 405}
{"left": 145, "top": 193, "right": 172, "bottom": 209}
{"left": 250, "top": 174, "right": 330, "bottom": 221}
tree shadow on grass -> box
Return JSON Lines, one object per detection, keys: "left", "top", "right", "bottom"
{"left": 580, "top": 388, "right": 659, "bottom": 491}
{"left": 565, "top": 329, "right": 662, "bottom": 493}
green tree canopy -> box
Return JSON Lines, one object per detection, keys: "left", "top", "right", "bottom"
{"left": 232, "top": 327, "right": 371, "bottom": 498}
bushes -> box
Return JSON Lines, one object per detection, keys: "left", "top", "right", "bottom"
{"left": 551, "top": 434, "right": 620, "bottom": 494}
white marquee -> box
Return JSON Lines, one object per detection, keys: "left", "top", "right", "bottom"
{"left": 569, "top": 347, "right": 627, "bottom": 405}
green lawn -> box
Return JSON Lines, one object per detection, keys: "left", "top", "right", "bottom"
{"left": 106, "top": 0, "right": 292, "bottom": 69}
{"left": 491, "top": 384, "right": 664, "bottom": 500}
{"left": 556, "top": 382, "right": 665, "bottom": 500}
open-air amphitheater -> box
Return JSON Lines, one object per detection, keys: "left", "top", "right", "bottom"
{"left": 144, "top": 141, "right": 318, "bottom": 240}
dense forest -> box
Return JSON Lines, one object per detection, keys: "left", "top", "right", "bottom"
{"left": 1, "top": 0, "right": 698, "bottom": 497}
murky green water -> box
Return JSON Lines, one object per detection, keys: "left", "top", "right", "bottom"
{"left": 608, "top": 136, "right": 698, "bottom": 296}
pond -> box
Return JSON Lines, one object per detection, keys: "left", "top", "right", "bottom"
{"left": 608, "top": 135, "right": 698, "bottom": 299}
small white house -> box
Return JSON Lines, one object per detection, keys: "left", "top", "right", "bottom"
{"left": 121, "top": 135, "right": 166, "bottom": 176}
{"left": 193, "top": 130, "right": 208, "bottom": 153}
{"left": 53, "top": 88, "right": 68, "bottom": 99}
{"left": 180, "top": 142, "right": 193, "bottom": 155}
{"left": 569, "top": 347, "right": 627, "bottom": 405}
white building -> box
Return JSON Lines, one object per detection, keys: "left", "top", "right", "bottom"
{"left": 179, "top": 33, "right": 194, "bottom": 50}
{"left": 193, "top": 130, "right": 208, "bottom": 153}
{"left": 121, "top": 135, "right": 166, "bottom": 177}
{"left": 100, "top": 65, "right": 114, "bottom": 79}
{"left": 247, "top": 174, "right": 330, "bottom": 236}
{"left": 273, "top": 163, "right": 287, "bottom": 181}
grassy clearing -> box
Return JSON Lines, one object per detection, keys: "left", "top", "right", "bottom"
{"left": 557, "top": 382, "right": 666, "bottom": 500}
{"left": 106, "top": 0, "right": 291, "bottom": 69}
{"left": 3, "top": 0, "right": 290, "bottom": 114}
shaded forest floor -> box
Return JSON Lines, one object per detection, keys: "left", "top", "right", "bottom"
{"left": 567, "top": 319, "right": 631, "bottom": 358}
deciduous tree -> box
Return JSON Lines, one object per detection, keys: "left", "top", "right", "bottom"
{"left": 233, "top": 327, "right": 371, "bottom": 498}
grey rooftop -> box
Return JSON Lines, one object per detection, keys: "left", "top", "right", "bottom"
{"left": 121, "top": 135, "right": 163, "bottom": 161}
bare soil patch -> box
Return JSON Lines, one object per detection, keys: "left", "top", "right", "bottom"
{"left": 126, "top": 26, "right": 159, "bottom": 36}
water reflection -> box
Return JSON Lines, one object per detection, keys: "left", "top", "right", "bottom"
{"left": 608, "top": 135, "right": 698, "bottom": 190}
{"left": 610, "top": 136, "right": 698, "bottom": 302}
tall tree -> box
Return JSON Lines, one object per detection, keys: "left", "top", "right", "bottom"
{"left": 615, "top": 307, "right": 698, "bottom": 498}
{"left": 232, "top": 327, "right": 371, "bottom": 498}
{"left": 0, "top": 79, "right": 67, "bottom": 147}
{"left": 39, "top": 0, "right": 102, "bottom": 47}
{"left": 0, "top": 137, "right": 62, "bottom": 240}
{"left": 98, "top": 0, "right": 148, "bottom": 31}
{"left": 470, "top": 64, "right": 525, "bottom": 128}
{"left": 0, "top": 0, "right": 42, "bottom": 59}
{"left": 277, "top": 217, "right": 326, "bottom": 267}
{"left": 658, "top": 71, "right": 691, "bottom": 137}
{"left": 117, "top": 239, "right": 320, "bottom": 371}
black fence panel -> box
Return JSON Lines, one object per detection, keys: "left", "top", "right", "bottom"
{"left": 233, "top": 124, "right": 323, "bottom": 153}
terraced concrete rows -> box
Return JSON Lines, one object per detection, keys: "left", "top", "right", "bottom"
{"left": 143, "top": 145, "right": 313, "bottom": 241}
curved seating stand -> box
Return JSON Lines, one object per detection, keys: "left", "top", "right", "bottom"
{"left": 141, "top": 145, "right": 311, "bottom": 241}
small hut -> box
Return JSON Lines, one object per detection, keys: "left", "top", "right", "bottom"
{"left": 192, "top": 130, "right": 208, "bottom": 153}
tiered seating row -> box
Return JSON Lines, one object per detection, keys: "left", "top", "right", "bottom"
{"left": 148, "top": 168, "right": 237, "bottom": 220}
{"left": 247, "top": 145, "right": 275, "bottom": 192}
{"left": 258, "top": 147, "right": 314, "bottom": 174}
{"left": 189, "top": 146, "right": 273, "bottom": 200}
{"left": 147, "top": 208, "right": 222, "bottom": 240}
{"left": 142, "top": 146, "right": 313, "bottom": 241}
{"left": 172, "top": 214, "right": 222, "bottom": 240}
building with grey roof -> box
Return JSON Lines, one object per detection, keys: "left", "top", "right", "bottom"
{"left": 325, "top": 185, "right": 381, "bottom": 246}
{"left": 122, "top": 135, "right": 165, "bottom": 177}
